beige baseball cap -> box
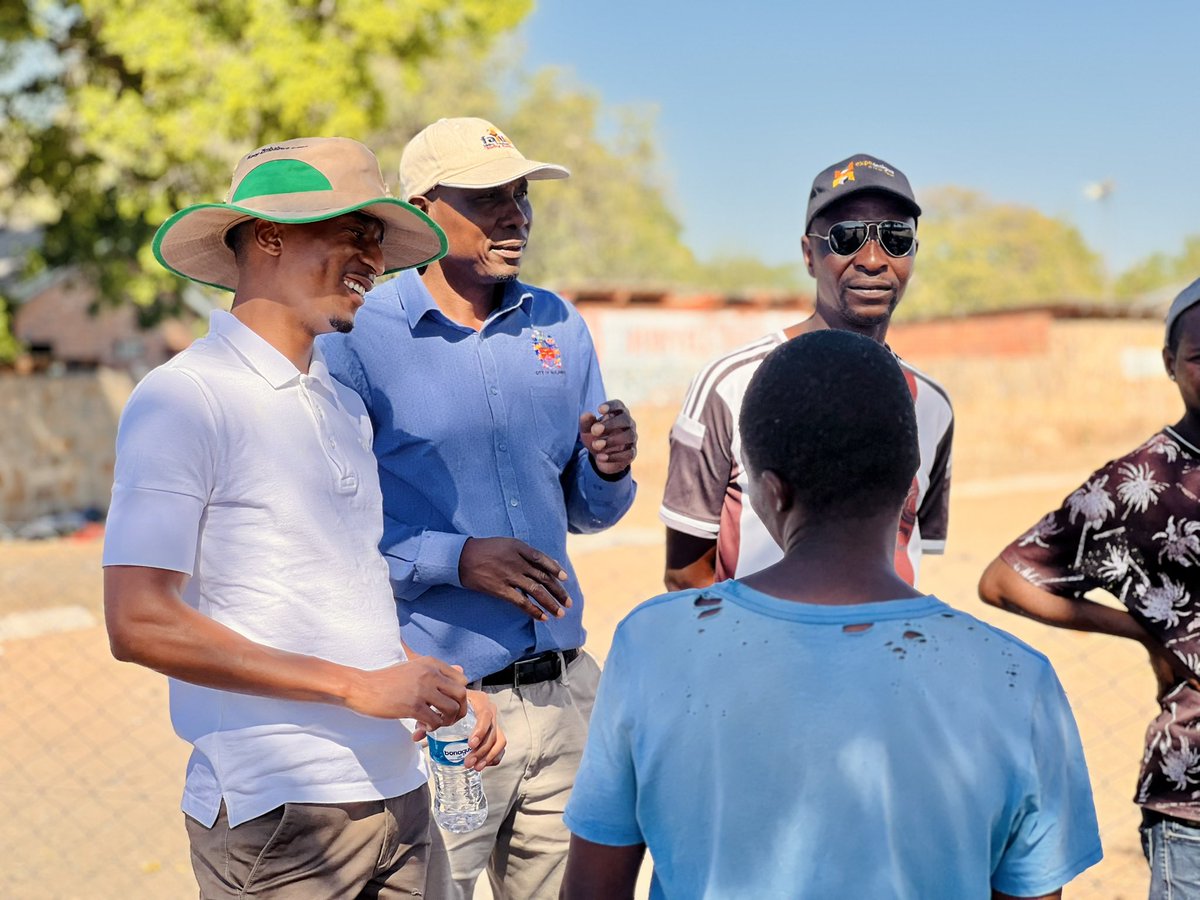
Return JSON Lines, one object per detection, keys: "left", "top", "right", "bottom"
{"left": 399, "top": 117, "right": 570, "bottom": 201}
{"left": 154, "top": 137, "right": 447, "bottom": 292}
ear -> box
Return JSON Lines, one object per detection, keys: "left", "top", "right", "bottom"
{"left": 801, "top": 234, "right": 816, "bottom": 278}
{"left": 760, "top": 468, "right": 794, "bottom": 515}
{"left": 252, "top": 219, "right": 285, "bottom": 258}
{"left": 409, "top": 195, "right": 431, "bottom": 213}
{"left": 1164, "top": 345, "right": 1178, "bottom": 382}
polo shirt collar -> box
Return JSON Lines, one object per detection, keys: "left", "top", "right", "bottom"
{"left": 395, "top": 269, "right": 533, "bottom": 331}
{"left": 209, "top": 309, "right": 330, "bottom": 391}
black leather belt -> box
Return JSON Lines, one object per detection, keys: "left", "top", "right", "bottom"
{"left": 1142, "top": 807, "right": 1200, "bottom": 829}
{"left": 481, "top": 648, "right": 579, "bottom": 687}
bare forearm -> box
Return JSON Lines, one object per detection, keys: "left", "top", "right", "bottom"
{"left": 978, "top": 558, "right": 1149, "bottom": 643}
{"left": 105, "top": 567, "right": 359, "bottom": 705}
{"left": 664, "top": 529, "right": 717, "bottom": 591}
{"left": 561, "top": 837, "right": 644, "bottom": 900}
{"left": 665, "top": 563, "right": 715, "bottom": 592}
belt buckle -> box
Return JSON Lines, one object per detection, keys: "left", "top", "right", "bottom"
{"left": 511, "top": 650, "right": 565, "bottom": 688}
{"left": 511, "top": 652, "right": 548, "bottom": 689}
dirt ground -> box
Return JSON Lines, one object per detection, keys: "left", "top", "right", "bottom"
{"left": 0, "top": 405, "right": 1167, "bottom": 898}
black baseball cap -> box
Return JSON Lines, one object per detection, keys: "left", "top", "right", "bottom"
{"left": 806, "top": 154, "right": 921, "bottom": 230}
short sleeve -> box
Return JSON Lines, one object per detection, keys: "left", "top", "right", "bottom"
{"left": 659, "top": 370, "right": 734, "bottom": 538}
{"left": 992, "top": 664, "right": 1103, "bottom": 896}
{"left": 917, "top": 414, "right": 953, "bottom": 551}
{"left": 999, "top": 469, "right": 1112, "bottom": 598}
{"left": 562, "top": 627, "right": 644, "bottom": 846}
{"left": 102, "top": 367, "right": 217, "bottom": 574}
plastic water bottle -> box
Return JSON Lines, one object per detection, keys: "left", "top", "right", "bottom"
{"left": 427, "top": 703, "right": 488, "bottom": 833}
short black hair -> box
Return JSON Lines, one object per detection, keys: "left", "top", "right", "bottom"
{"left": 739, "top": 330, "right": 920, "bottom": 520}
{"left": 224, "top": 219, "right": 255, "bottom": 261}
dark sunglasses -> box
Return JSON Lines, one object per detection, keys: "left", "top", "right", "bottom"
{"left": 807, "top": 220, "right": 917, "bottom": 258}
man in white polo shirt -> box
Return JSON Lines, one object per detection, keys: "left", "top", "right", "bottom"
{"left": 102, "top": 138, "right": 504, "bottom": 898}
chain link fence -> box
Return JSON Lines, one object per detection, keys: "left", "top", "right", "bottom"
{"left": 0, "top": 543, "right": 1162, "bottom": 898}
{"left": 0, "top": 404, "right": 1170, "bottom": 898}
{"left": 1, "top": 542, "right": 194, "bottom": 898}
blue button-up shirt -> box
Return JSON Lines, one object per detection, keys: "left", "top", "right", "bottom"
{"left": 320, "top": 269, "right": 636, "bottom": 680}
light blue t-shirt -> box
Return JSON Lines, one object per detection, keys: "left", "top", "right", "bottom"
{"left": 564, "top": 583, "right": 1102, "bottom": 899}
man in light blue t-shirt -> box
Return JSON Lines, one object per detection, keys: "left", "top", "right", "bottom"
{"left": 562, "top": 331, "right": 1102, "bottom": 899}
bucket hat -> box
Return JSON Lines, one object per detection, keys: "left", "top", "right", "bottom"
{"left": 154, "top": 137, "right": 447, "bottom": 292}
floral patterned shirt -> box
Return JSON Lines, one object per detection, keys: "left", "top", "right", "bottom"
{"left": 1002, "top": 427, "right": 1200, "bottom": 819}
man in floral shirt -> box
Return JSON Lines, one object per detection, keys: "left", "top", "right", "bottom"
{"left": 980, "top": 277, "right": 1200, "bottom": 899}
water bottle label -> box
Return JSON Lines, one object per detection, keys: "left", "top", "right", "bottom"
{"left": 427, "top": 736, "right": 470, "bottom": 767}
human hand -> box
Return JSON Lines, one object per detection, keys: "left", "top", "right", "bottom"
{"left": 1145, "top": 640, "right": 1200, "bottom": 702}
{"left": 579, "top": 399, "right": 637, "bottom": 476}
{"left": 462, "top": 690, "right": 506, "bottom": 771}
{"left": 344, "top": 655, "right": 467, "bottom": 732}
{"left": 459, "top": 536, "right": 570, "bottom": 621}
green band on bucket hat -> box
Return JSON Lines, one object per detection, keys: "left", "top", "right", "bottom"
{"left": 231, "top": 159, "right": 334, "bottom": 203}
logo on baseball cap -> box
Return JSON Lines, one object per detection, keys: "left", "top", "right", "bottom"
{"left": 806, "top": 154, "right": 921, "bottom": 230}
{"left": 400, "top": 117, "right": 570, "bottom": 201}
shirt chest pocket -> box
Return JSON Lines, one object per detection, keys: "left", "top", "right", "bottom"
{"left": 528, "top": 386, "right": 577, "bottom": 470}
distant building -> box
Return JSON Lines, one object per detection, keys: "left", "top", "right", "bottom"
{"left": 12, "top": 267, "right": 198, "bottom": 377}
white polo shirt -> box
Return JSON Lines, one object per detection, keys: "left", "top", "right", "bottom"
{"left": 103, "top": 310, "right": 426, "bottom": 827}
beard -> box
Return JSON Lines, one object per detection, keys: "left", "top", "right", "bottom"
{"left": 836, "top": 293, "right": 899, "bottom": 329}
{"left": 328, "top": 317, "right": 354, "bottom": 334}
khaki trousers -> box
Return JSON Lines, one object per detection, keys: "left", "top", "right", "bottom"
{"left": 186, "top": 785, "right": 432, "bottom": 898}
{"left": 427, "top": 650, "right": 601, "bottom": 900}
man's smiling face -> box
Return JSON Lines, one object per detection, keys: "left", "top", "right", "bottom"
{"left": 277, "top": 212, "right": 384, "bottom": 334}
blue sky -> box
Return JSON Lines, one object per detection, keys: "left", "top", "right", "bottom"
{"left": 520, "top": 1, "right": 1198, "bottom": 279}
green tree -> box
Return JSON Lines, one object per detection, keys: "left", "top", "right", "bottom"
{"left": 366, "top": 51, "right": 715, "bottom": 291}
{"left": 901, "top": 187, "right": 1105, "bottom": 318}
{"left": 507, "top": 70, "right": 699, "bottom": 287}
{"left": 0, "top": 293, "right": 22, "bottom": 362}
{"left": 695, "top": 256, "right": 807, "bottom": 296}
{"left": 0, "top": 0, "right": 530, "bottom": 323}
{"left": 1114, "top": 236, "right": 1200, "bottom": 299}
{"left": 3, "top": 4, "right": 804, "bottom": 358}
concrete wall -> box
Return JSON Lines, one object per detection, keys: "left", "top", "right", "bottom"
{"left": 578, "top": 307, "right": 1179, "bottom": 480}
{"left": 0, "top": 370, "right": 132, "bottom": 524}
{"left": 899, "top": 317, "right": 1178, "bottom": 480}
{"left": 0, "top": 312, "right": 1178, "bottom": 523}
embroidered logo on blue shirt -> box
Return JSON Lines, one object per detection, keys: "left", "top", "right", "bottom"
{"left": 532, "top": 329, "right": 563, "bottom": 370}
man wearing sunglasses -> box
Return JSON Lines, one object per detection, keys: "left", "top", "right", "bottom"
{"left": 661, "top": 153, "right": 954, "bottom": 591}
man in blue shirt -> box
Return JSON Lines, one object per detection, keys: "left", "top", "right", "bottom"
{"left": 321, "top": 117, "right": 637, "bottom": 900}
{"left": 562, "top": 331, "right": 1102, "bottom": 899}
